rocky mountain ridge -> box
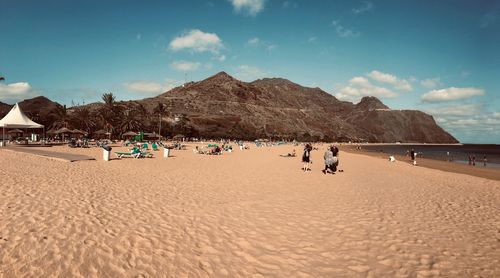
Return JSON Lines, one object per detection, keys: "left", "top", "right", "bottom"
{"left": 0, "top": 72, "right": 458, "bottom": 143}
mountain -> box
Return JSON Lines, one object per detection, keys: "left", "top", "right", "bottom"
{"left": 0, "top": 96, "right": 63, "bottom": 128}
{"left": 137, "top": 72, "right": 457, "bottom": 143}
{"left": 0, "top": 72, "right": 458, "bottom": 143}
{"left": 0, "top": 101, "right": 10, "bottom": 116}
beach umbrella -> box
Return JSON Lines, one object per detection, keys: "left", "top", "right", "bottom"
{"left": 173, "top": 134, "right": 185, "bottom": 140}
{"left": 55, "top": 127, "right": 73, "bottom": 134}
{"left": 72, "top": 129, "right": 87, "bottom": 134}
{"left": 46, "top": 129, "right": 57, "bottom": 134}
{"left": 7, "top": 129, "right": 23, "bottom": 133}
{"left": 94, "top": 129, "right": 107, "bottom": 135}
{"left": 122, "top": 131, "right": 138, "bottom": 137}
{"left": 144, "top": 132, "right": 162, "bottom": 138}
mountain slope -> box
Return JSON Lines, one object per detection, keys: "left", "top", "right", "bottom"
{"left": 136, "top": 72, "right": 457, "bottom": 142}
{"left": 0, "top": 72, "right": 458, "bottom": 143}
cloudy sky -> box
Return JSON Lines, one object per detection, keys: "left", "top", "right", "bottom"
{"left": 0, "top": 0, "right": 499, "bottom": 143}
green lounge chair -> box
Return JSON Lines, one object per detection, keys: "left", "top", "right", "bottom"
{"left": 140, "top": 151, "right": 154, "bottom": 158}
{"left": 152, "top": 143, "right": 159, "bottom": 151}
{"left": 115, "top": 147, "right": 141, "bottom": 158}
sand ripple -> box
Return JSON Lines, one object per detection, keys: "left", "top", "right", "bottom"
{"left": 1, "top": 145, "right": 499, "bottom": 277}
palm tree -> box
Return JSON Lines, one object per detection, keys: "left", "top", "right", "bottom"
{"left": 102, "top": 93, "right": 116, "bottom": 108}
{"left": 153, "top": 103, "right": 167, "bottom": 136}
{"left": 50, "top": 105, "right": 71, "bottom": 129}
{"left": 72, "top": 107, "right": 96, "bottom": 134}
{"left": 98, "top": 93, "right": 122, "bottom": 137}
{"left": 119, "top": 109, "right": 142, "bottom": 134}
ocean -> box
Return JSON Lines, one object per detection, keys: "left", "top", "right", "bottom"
{"left": 359, "top": 144, "right": 500, "bottom": 168}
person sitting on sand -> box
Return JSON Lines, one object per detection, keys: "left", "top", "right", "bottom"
{"left": 302, "top": 144, "right": 312, "bottom": 172}
{"left": 325, "top": 146, "right": 340, "bottom": 173}
{"left": 280, "top": 149, "right": 296, "bottom": 157}
{"left": 323, "top": 147, "right": 335, "bottom": 174}
{"left": 331, "top": 146, "right": 343, "bottom": 172}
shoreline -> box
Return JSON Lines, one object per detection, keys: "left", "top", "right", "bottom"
{"left": 340, "top": 146, "right": 500, "bottom": 181}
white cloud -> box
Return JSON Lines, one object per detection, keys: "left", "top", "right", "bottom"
{"left": 352, "top": 1, "right": 373, "bottom": 14}
{"left": 169, "top": 29, "right": 223, "bottom": 54}
{"left": 335, "top": 76, "right": 397, "bottom": 102}
{"left": 246, "top": 37, "right": 261, "bottom": 46}
{"left": 170, "top": 61, "right": 201, "bottom": 72}
{"left": 420, "top": 77, "right": 442, "bottom": 89}
{"left": 229, "top": 0, "right": 265, "bottom": 16}
{"left": 425, "top": 104, "right": 482, "bottom": 117}
{"left": 267, "top": 44, "right": 277, "bottom": 50}
{"left": 234, "top": 65, "right": 268, "bottom": 81}
{"left": 367, "top": 70, "right": 412, "bottom": 91}
{"left": 434, "top": 110, "right": 500, "bottom": 142}
{"left": 0, "top": 82, "right": 38, "bottom": 102}
{"left": 245, "top": 37, "right": 277, "bottom": 50}
{"left": 123, "top": 79, "right": 181, "bottom": 95}
{"left": 307, "top": 37, "right": 317, "bottom": 43}
{"left": 217, "top": 54, "right": 226, "bottom": 61}
{"left": 332, "top": 20, "right": 359, "bottom": 38}
{"left": 421, "top": 87, "right": 484, "bottom": 102}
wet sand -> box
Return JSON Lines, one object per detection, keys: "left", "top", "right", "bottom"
{"left": 341, "top": 146, "right": 500, "bottom": 181}
{"left": 1, "top": 144, "right": 499, "bottom": 277}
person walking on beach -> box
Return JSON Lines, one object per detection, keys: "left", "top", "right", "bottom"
{"left": 468, "top": 154, "right": 472, "bottom": 165}
{"left": 472, "top": 155, "right": 476, "bottom": 166}
{"left": 410, "top": 149, "right": 415, "bottom": 161}
{"left": 483, "top": 155, "right": 487, "bottom": 166}
{"left": 302, "top": 144, "right": 312, "bottom": 172}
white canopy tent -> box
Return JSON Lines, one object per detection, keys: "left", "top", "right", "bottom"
{"left": 0, "top": 103, "right": 44, "bottom": 146}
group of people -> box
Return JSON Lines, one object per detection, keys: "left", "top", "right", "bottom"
{"left": 68, "top": 138, "right": 90, "bottom": 148}
{"left": 301, "top": 144, "right": 340, "bottom": 174}
{"left": 468, "top": 154, "right": 488, "bottom": 166}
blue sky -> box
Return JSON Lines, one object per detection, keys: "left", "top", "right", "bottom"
{"left": 0, "top": 0, "right": 499, "bottom": 143}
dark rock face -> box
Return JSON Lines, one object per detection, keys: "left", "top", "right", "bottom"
{"left": 355, "top": 96, "right": 389, "bottom": 111}
{"left": 0, "top": 72, "right": 459, "bottom": 143}
{"left": 0, "top": 101, "right": 10, "bottom": 116}
{"left": 141, "top": 72, "right": 458, "bottom": 143}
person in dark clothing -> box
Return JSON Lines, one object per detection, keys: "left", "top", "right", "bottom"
{"left": 302, "top": 144, "right": 312, "bottom": 172}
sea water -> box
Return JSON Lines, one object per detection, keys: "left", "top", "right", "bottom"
{"left": 359, "top": 144, "right": 500, "bottom": 169}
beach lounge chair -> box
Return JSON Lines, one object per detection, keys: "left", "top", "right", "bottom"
{"left": 115, "top": 147, "right": 141, "bottom": 159}
{"left": 142, "top": 143, "right": 149, "bottom": 150}
{"left": 152, "top": 143, "right": 159, "bottom": 151}
{"left": 140, "top": 151, "right": 153, "bottom": 158}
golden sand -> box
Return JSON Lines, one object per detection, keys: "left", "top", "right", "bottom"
{"left": 1, "top": 144, "right": 499, "bottom": 277}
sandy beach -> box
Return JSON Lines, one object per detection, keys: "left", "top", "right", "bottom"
{"left": 1, "top": 144, "right": 499, "bottom": 277}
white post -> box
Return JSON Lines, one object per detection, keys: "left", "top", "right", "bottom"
{"left": 103, "top": 149, "right": 110, "bottom": 161}
{"left": 164, "top": 147, "right": 170, "bottom": 158}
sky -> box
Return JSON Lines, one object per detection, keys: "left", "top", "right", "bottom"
{"left": 0, "top": 0, "right": 499, "bottom": 143}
